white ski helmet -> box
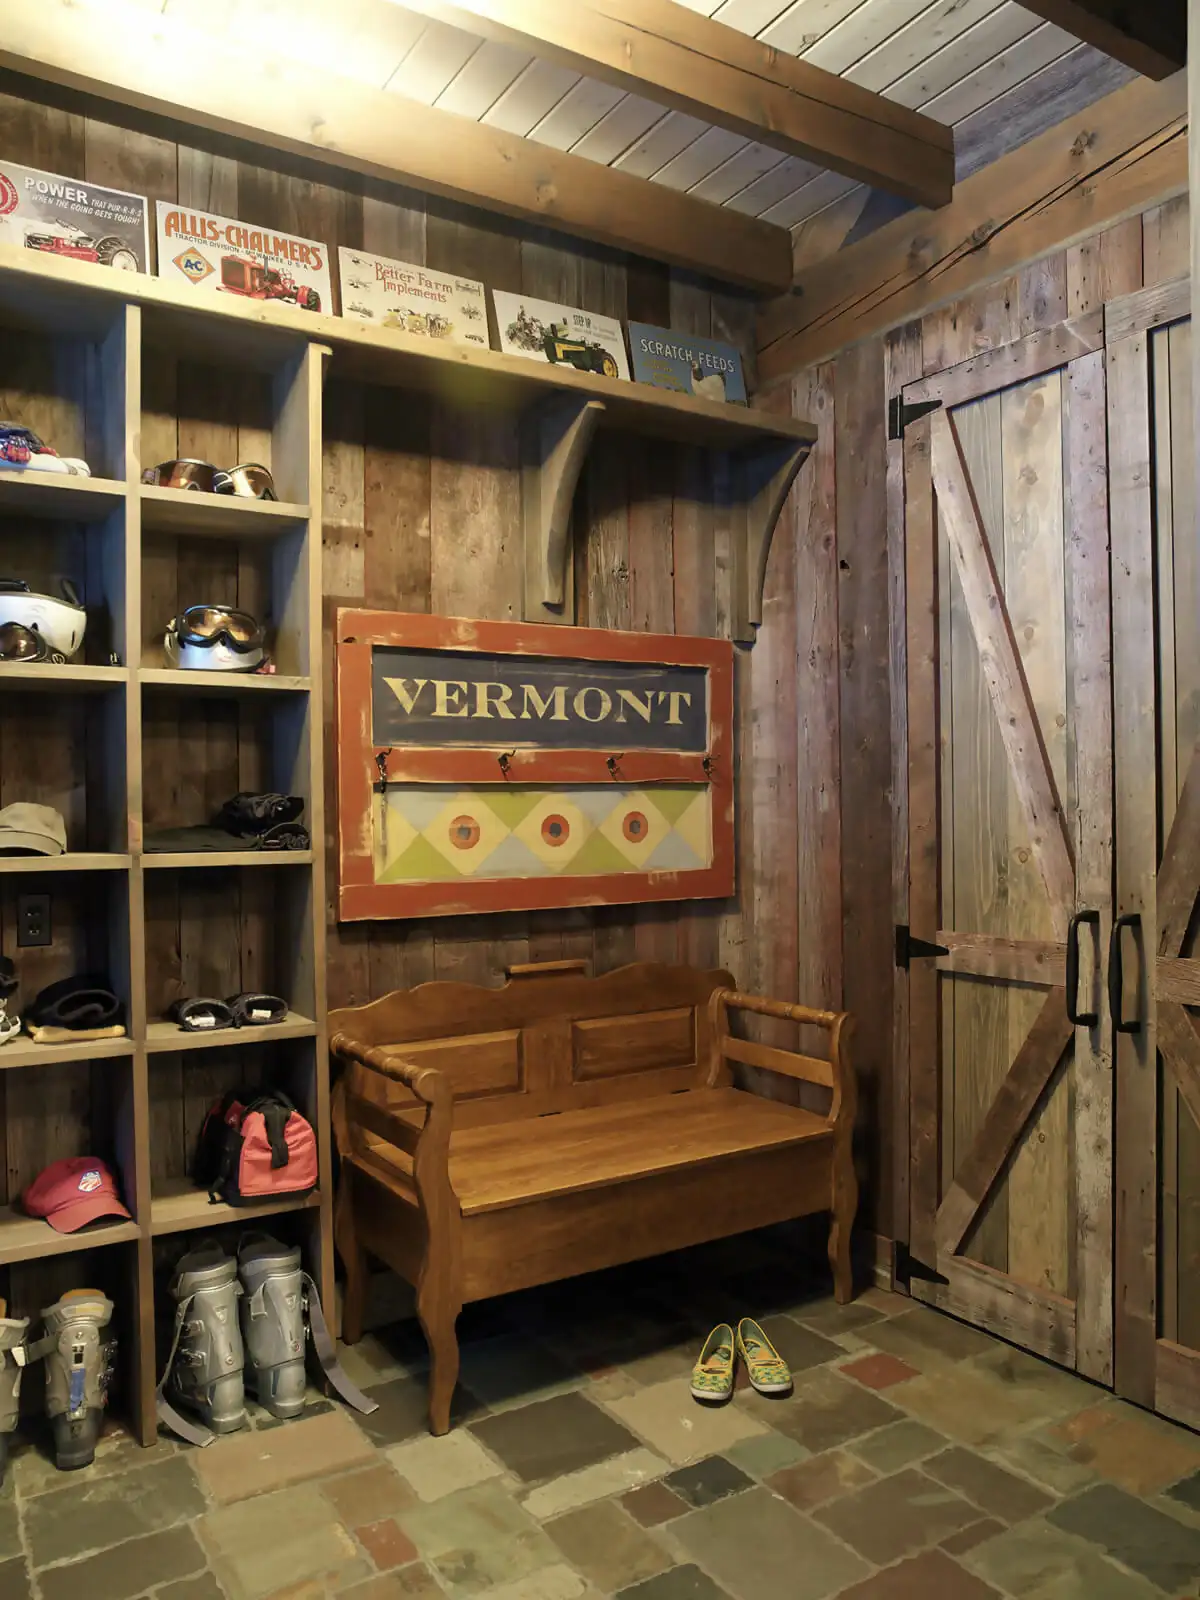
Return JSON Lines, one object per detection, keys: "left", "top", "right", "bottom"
{"left": 164, "top": 605, "right": 265, "bottom": 673}
{"left": 0, "top": 580, "right": 87, "bottom": 658}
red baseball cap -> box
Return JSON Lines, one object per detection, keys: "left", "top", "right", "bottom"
{"left": 22, "top": 1157, "right": 131, "bottom": 1233}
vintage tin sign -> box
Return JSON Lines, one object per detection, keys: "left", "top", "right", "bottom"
{"left": 155, "top": 202, "right": 332, "bottom": 314}
{"left": 0, "top": 160, "right": 148, "bottom": 273}
{"left": 492, "top": 291, "right": 630, "bottom": 379}
{"left": 337, "top": 248, "right": 487, "bottom": 347}
{"left": 627, "top": 322, "right": 747, "bottom": 404}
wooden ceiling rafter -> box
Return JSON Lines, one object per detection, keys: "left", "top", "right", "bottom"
{"left": 1017, "top": 1, "right": 1185, "bottom": 82}
{"left": 393, "top": 0, "right": 956, "bottom": 210}
{"left": 0, "top": 0, "right": 794, "bottom": 293}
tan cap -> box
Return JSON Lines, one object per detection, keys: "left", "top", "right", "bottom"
{"left": 0, "top": 803, "right": 67, "bottom": 856}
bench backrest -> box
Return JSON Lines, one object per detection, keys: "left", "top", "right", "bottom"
{"left": 330, "top": 961, "right": 733, "bottom": 1131}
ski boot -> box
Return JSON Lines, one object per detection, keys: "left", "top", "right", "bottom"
{"left": 163, "top": 1243, "right": 245, "bottom": 1437}
{"left": 238, "top": 1234, "right": 307, "bottom": 1421}
{"left": 39, "top": 1289, "right": 114, "bottom": 1470}
{"left": 0, "top": 1298, "right": 30, "bottom": 1484}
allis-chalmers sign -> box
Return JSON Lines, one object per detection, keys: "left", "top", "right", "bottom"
{"left": 371, "top": 647, "right": 709, "bottom": 752}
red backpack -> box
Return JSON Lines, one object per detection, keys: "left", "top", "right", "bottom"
{"left": 194, "top": 1089, "right": 318, "bottom": 1205}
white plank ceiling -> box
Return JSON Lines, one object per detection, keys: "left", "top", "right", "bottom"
{"left": 154, "top": 0, "right": 1134, "bottom": 241}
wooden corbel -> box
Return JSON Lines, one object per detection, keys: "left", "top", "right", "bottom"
{"left": 521, "top": 395, "right": 606, "bottom": 624}
{"left": 732, "top": 437, "right": 813, "bottom": 645}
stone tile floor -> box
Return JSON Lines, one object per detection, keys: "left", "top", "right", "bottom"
{"left": 3, "top": 1228, "right": 1200, "bottom": 1599}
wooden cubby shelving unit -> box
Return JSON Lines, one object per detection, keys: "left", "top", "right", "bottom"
{"left": 0, "top": 244, "right": 816, "bottom": 1448}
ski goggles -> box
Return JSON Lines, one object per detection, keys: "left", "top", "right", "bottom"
{"left": 142, "top": 459, "right": 219, "bottom": 492}
{"left": 0, "top": 621, "right": 62, "bottom": 663}
{"left": 172, "top": 606, "right": 264, "bottom": 654}
{"left": 213, "top": 463, "right": 276, "bottom": 501}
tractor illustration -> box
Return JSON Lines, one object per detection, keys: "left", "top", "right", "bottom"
{"left": 218, "top": 255, "right": 321, "bottom": 312}
{"left": 542, "top": 322, "right": 619, "bottom": 378}
{"left": 23, "top": 221, "right": 139, "bottom": 271}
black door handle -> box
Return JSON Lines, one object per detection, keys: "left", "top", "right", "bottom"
{"left": 1108, "top": 912, "right": 1142, "bottom": 1034}
{"left": 1065, "top": 909, "right": 1100, "bottom": 1026}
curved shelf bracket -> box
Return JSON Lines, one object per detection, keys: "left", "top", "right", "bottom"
{"left": 522, "top": 395, "right": 606, "bottom": 624}
{"left": 733, "top": 437, "right": 814, "bottom": 645}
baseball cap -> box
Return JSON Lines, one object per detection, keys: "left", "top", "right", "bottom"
{"left": 22, "top": 1157, "right": 131, "bottom": 1233}
{"left": 0, "top": 803, "right": 66, "bottom": 855}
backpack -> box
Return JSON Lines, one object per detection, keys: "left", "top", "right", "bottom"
{"left": 193, "top": 1089, "right": 318, "bottom": 1205}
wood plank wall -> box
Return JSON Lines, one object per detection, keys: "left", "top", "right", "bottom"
{"left": 0, "top": 79, "right": 867, "bottom": 1209}
{"left": 776, "top": 192, "right": 1191, "bottom": 1243}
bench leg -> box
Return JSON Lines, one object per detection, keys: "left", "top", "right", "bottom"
{"left": 418, "top": 1286, "right": 460, "bottom": 1436}
{"left": 335, "top": 1177, "right": 369, "bottom": 1346}
{"left": 829, "top": 1145, "right": 858, "bottom": 1305}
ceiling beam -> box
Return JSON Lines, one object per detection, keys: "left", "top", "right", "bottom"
{"left": 0, "top": 1, "right": 793, "bottom": 295}
{"left": 397, "top": 0, "right": 955, "bottom": 210}
{"left": 1017, "top": 1, "right": 1185, "bottom": 81}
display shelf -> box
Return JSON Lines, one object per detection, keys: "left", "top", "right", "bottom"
{"left": 0, "top": 1035, "right": 134, "bottom": 1070}
{"left": 141, "top": 851, "right": 313, "bottom": 870}
{"left": 140, "top": 485, "right": 310, "bottom": 538}
{"left": 145, "top": 1012, "right": 317, "bottom": 1052}
{"left": 0, "top": 853, "right": 130, "bottom": 874}
{"left": 149, "top": 1178, "right": 322, "bottom": 1237}
{"left": 0, "top": 470, "right": 126, "bottom": 519}
{"left": 0, "top": 664, "right": 129, "bottom": 692}
{"left": 138, "top": 668, "right": 311, "bottom": 694}
{"left": 0, "top": 1208, "right": 140, "bottom": 1267}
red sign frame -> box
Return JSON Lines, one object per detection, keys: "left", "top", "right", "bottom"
{"left": 335, "top": 609, "right": 735, "bottom": 921}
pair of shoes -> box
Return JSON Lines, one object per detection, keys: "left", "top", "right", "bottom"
{"left": 690, "top": 1318, "right": 793, "bottom": 1403}
{"left": 0, "top": 1289, "right": 115, "bottom": 1479}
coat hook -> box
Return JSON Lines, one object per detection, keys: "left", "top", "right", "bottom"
{"left": 375, "top": 748, "right": 392, "bottom": 792}
{"left": 702, "top": 754, "right": 716, "bottom": 781}
{"left": 606, "top": 753, "right": 625, "bottom": 779}
{"left": 498, "top": 750, "right": 516, "bottom": 777}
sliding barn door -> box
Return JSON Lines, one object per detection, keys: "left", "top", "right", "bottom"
{"left": 1106, "top": 278, "right": 1200, "bottom": 1429}
{"left": 903, "top": 321, "right": 1114, "bottom": 1381}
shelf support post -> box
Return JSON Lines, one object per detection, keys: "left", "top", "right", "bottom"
{"left": 522, "top": 396, "right": 606, "bottom": 625}
{"left": 732, "top": 437, "right": 814, "bottom": 645}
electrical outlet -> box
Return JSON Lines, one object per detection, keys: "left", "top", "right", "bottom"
{"left": 17, "top": 892, "right": 50, "bottom": 948}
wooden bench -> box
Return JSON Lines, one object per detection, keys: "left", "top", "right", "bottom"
{"left": 330, "top": 961, "right": 857, "bottom": 1434}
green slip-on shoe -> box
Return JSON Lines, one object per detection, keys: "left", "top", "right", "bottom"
{"left": 736, "top": 1317, "right": 792, "bottom": 1395}
{"left": 691, "top": 1323, "right": 736, "bottom": 1403}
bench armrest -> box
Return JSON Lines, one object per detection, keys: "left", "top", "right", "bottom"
{"left": 707, "top": 988, "right": 856, "bottom": 1131}
{"left": 330, "top": 1033, "right": 457, "bottom": 1211}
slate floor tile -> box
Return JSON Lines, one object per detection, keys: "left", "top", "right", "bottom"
{"left": 924, "top": 1446, "right": 1054, "bottom": 1522}
{"left": 720, "top": 1431, "right": 808, "bottom": 1479}
{"left": 0, "top": 1494, "right": 18, "bottom": 1561}
{"left": 1167, "top": 1469, "right": 1200, "bottom": 1514}
{"left": 745, "top": 1366, "right": 901, "bottom": 1453}
{"left": 863, "top": 1307, "right": 995, "bottom": 1368}
{"left": 1051, "top": 1402, "right": 1200, "bottom": 1495}
{"left": 357, "top": 1376, "right": 485, "bottom": 1448}
{"left": 939, "top": 1517, "right": 1006, "bottom": 1556}
{"left": 982, "top": 1434, "right": 1100, "bottom": 1497}
{"left": 397, "top": 1480, "right": 559, "bottom": 1596}
{"left": 546, "top": 1499, "right": 671, "bottom": 1590}
{"left": 606, "top": 1377, "right": 768, "bottom": 1465}
{"left": 468, "top": 1565, "right": 589, "bottom": 1600}
{"left": 25, "top": 1453, "right": 205, "bottom": 1568}
{"left": 200, "top": 1484, "right": 368, "bottom": 1598}
{"left": 847, "top": 1419, "right": 947, "bottom": 1473}
{"left": 470, "top": 1391, "right": 640, "bottom": 1483}
{"left": 965, "top": 1518, "right": 1165, "bottom": 1599}
{"left": 813, "top": 1467, "right": 981, "bottom": 1564}
{"left": 340, "top": 1562, "right": 446, "bottom": 1598}
{"left": 615, "top": 1564, "right": 733, "bottom": 1599}
{"left": 791, "top": 1299, "right": 888, "bottom": 1336}
{"left": 155, "top": 1576, "right": 227, "bottom": 1600}
{"left": 322, "top": 1462, "right": 418, "bottom": 1525}
{"left": 752, "top": 1315, "right": 845, "bottom": 1374}
{"left": 386, "top": 1429, "right": 504, "bottom": 1502}
{"left": 767, "top": 1448, "right": 877, "bottom": 1510}
{"left": 839, "top": 1352, "right": 920, "bottom": 1390}
{"left": 457, "top": 1336, "right": 583, "bottom": 1412}
{"left": 196, "top": 1410, "right": 376, "bottom": 1505}
{"left": 0, "top": 1556, "right": 30, "bottom": 1600}
{"left": 38, "top": 1525, "right": 208, "bottom": 1600}
{"left": 520, "top": 1449, "right": 668, "bottom": 1519}
{"left": 623, "top": 1481, "right": 689, "bottom": 1526}
{"left": 833, "top": 1547, "right": 1004, "bottom": 1598}
{"left": 1047, "top": 1483, "right": 1200, "bottom": 1591}
{"left": 664, "top": 1455, "right": 754, "bottom": 1508}
{"left": 890, "top": 1362, "right": 1068, "bottom": 1446}
{"left": 673, "top": 1486, "right": 870, "bottom": 1600}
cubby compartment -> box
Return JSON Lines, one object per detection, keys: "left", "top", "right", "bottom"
{"left": 0, "top": 870, "right": 133, "bottom": 1047}
{"left": 147, "top": 1037, "right": 321, "bottom": 1234}
{"left": 0, "top": 307, "right": 130, "bottom": 484}
{"left": 142, "top": 867, "right": 316, "bottom": 1031}
{"left": 0, "top": 1055, "right": 139, "bottom": 1262}
{"left": 0, "top": 683, "right": 129, "bottom": 855}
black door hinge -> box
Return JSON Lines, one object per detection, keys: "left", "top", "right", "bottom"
{"left": 895, "top": 924, "right": 949, "bottom": 969}
{"left": 893, "top": 1241, "right": 949, "bottom": 1289}
{"left": 888, "top": 395, "right": 942, "bottom": 440}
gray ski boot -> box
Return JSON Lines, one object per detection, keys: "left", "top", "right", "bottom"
{"left": 38, "top": 1289, "right": 114, "bottom": 1470}
{"left": 238, "top": 1235, "right": 306, "bottom": 1421}
{"left": 0, "top": 1298, "right": 30, "bottom": 1484}
{"left": 161, "top": 1243, "right": 245, "bottom": 1441}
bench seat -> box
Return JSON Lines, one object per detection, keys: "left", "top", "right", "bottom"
{"left": 359, "top": 1087, "right": 833, "bottom": 1215}
{"left": 331, "top": 961, "right": 858, "bottom": 1434}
